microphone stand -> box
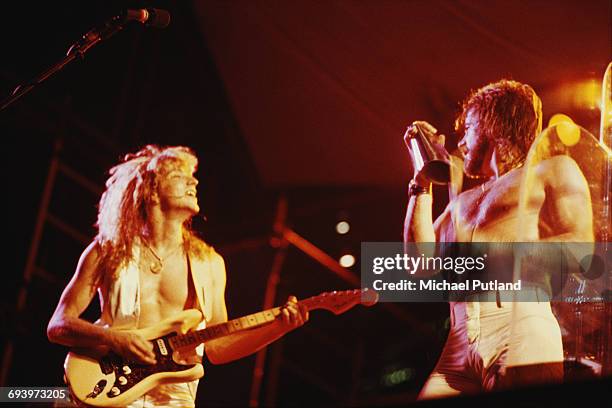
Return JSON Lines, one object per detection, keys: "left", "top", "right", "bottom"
{"left": 1, "top": 14, "right": 128, "bottom": 111}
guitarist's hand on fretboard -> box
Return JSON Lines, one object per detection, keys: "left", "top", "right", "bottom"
{"left": 278, "top": 295, "right": 309, "bottom": 331}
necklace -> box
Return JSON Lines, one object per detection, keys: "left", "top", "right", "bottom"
{"left": 478, "top": 178, "right": 493, "bottom": 201}
{"left": 475, "top": 164, "right": 523, "bottom": 204}
{"left": 142, "top": 239, "right": 184, "bottom": 274}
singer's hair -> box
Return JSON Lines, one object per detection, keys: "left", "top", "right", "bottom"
{"left": 95, "top": 145, "right": 211, "bottom": 282}
{"left": 455, "top": 79, "right": 542, "bottom": 173}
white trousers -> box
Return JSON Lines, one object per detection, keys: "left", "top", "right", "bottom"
{"left": 419, "top": 290, "right": 563, "bottom": 399}
{"left": 125, "top": 380, "right": 199, "bottom": 408}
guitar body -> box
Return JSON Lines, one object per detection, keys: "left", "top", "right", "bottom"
{"left": 64, "top": 309, "right": 205, "bottom": 407}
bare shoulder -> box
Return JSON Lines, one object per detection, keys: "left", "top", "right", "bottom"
{"left": 535, "top": 155, "right": 587, "bottom": 189}
{"left": 76, "top": 240, "right": 102, "bottom": 282}
{"left": 535, "top": 155, "right": 581, "bottom": 177}
{"left": 50, "top": 240, "right": 103, "bottom": 319}
{"left": 82, "top": 239, "right": 101, "bottom": 260}
{"left": 208, "top": 250, "right": 227, "bottom": 286}
{"left": 188, "top": 237, "right": 226, "bottom": 285}
{"left": 67, "top": 239, "right": 104, "bottom": 295}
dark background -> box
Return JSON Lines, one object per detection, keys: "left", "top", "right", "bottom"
{"left": 1, "top": 1, "right": 609, "bottom": 406}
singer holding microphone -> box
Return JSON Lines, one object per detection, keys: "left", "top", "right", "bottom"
{"left": 403, "top": 80, "right": 594, "bottom": 398}
{"left": 47, "top": 145, "right": 309, "bottom": 407}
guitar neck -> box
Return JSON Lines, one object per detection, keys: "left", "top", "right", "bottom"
{"left": 170, "top": 296, "right": 322, "bottom": 349}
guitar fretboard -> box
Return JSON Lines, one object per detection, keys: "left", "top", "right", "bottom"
{"left": 170, "top": 308, "right": 281, "bottom": 348}
{"left": 168, "top": 290, "right": 374, "bottom": 349}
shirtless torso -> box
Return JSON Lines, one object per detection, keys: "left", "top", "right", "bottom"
{"left": 127, "top": 249, "right": 216, "bottom": 329}
{"left": 436, "top": 155, "right": 592, "bottom": 244}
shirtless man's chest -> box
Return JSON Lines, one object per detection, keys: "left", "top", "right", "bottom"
{"left": 99, "top": 252, "right": 215, "bottom": 329}
{"left": 138, "top": 254, "right": 193, "bottom": 327}
{"left": 449, "top": 167, "right": 545, "bottom": 242}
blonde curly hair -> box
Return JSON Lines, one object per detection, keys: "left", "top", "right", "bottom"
{"left": 95, "top": 145, "right": 210, "bottom": 282}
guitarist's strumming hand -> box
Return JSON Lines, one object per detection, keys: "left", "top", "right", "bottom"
{"left": 107, "top": 330, "right": 157, "bottom": 365}
{"left": 278, "top": 296, "right": 309, "bottom": 331}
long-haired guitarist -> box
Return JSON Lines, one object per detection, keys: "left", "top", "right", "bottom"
{"left": 47, "top": 145, "right": 309, "bottom": 407}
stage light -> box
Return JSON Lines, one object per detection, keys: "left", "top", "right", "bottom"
{"left": 335, "top": 221, "right": 350, "bottom": 234}
{"left": 548, "top": 113, "right": 574, "bottom": 127}
{"left": 339, "top": 254, "right": 355, "bottom": 268}
{"left": 549, "top": 113, "right": 581, "bottom": 146}
{"left": 573, "top": 78, "right": 601, "bottom": 110}
{"left": 557, "top": 122, "right": 581, "bottom": 146}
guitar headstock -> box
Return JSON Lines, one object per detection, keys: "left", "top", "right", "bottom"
{"left": 305, "top": 288, "right": 379, "bottom": 315}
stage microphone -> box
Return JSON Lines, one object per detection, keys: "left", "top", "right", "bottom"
{"left": 0, "top": 8, "right": 171, "bottom": 111}
{"left": 67, "top": 8, "right": 170, "bottom": 55}
{"left": 124, "top": 8, "right": 171, "bottom": 28}
{"left": 404, "top": 123, "right": 451, "bottom": 184}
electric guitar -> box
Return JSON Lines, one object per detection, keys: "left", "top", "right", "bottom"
{"left": 64, "top": 288, "right": 378, "bottom": 407}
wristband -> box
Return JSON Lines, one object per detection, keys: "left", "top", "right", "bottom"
{"left": 409, "top": 179, "right": 430, "bottom": 196}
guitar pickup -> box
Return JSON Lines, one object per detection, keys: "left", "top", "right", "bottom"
{"left": 156, "top": 339, "right": 168, "bottom": 356}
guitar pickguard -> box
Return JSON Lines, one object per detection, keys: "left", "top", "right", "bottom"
{"left": 96, "top": 333, "right": 197, "bottom": 400}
